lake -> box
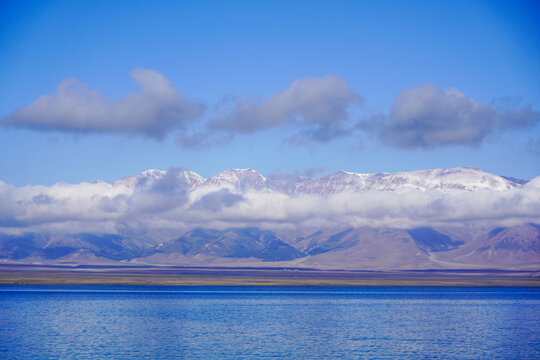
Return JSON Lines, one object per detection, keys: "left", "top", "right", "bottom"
{"left": 1, "top": 286, "right": 539, "bottom": 359}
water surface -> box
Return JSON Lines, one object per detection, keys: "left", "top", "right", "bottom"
{"left": 1, "top": 286, "right": 539, "bottom": 359}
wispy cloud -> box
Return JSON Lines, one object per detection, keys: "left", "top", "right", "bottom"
{"left": 2, "top": 68, "right": 205, "bottom": 139}
{"left": 527, "top": 137, "right": 540, "bottom": 154}
{"left": 175, "top": 130, "right": 233, "bottom": 150}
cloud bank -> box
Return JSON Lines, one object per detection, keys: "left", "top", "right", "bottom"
{"left": 2, "top": 69, "right": 205, "bottom": 139}
{"left": 1, "top": 168, "right": 539, "bottom": 235}
{"left": 363, "top": 84, "right": 540, "bottom": 148}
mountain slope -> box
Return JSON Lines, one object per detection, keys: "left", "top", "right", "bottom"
{"left": 0, "top": 233, "right": 49, "bottom": 260}
{"left": 297, "top": 228, "right": 433, "bottom": 270}
{"left": 437, "top": 224, "right": 540, "bottom": 268}
{"left": 406, "top": 227, "right": 464, "bottom": 252}
{"left": 0, "top": 233, "right": 148, "bottom": 262}
{"left": 1, "top": 225, "right": 539, "bottom": 269}
{"left": 152, "top": 227, "right": 303, "bottom": 261}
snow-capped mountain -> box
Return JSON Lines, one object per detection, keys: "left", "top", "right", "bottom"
{"left": 287, "top": 167, "right": 520, "bottom": 193}
{"left": 114, "top": 169, "right": 204, "bottom": 190}
{"left": 0, "top": 166, "right": 536, "bottom": 269}
{"left": 205, "top": 168, "right": 266, "bottom": 191}
{"left": 113, "top": 166, "right": 522, "bottom": 194}
{"left": 114, "top": 169, "right": 166, "bottom": 187}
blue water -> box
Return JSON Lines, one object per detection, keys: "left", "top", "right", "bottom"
{"left": 0, "top": 286, "right": 539, "bottom": 359}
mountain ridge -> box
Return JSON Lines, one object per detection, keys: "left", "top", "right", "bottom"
{"left": 1, "top": 224, "right": 538, "bottom": 270}
{"left": 1, "top": 167, "right": 538, "bottom": 270}
{"left": 111, "top": 166, "right": 524, "bottom": 194}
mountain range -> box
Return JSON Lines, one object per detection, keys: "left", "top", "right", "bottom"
{"left": 114, "top": 166, "right": 523, "bottom": 194}
{"left": 0, "top": 167, "right": 538, "bottom": 270}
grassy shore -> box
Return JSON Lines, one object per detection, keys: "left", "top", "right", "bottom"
{"left": 1, "top": 264, "right": 539, "bottom": 286}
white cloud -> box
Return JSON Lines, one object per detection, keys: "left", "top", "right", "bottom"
{"left": 206, "top": 75, "right": 363, "bottom": 142}
{"left": 2, "top": 68, "right": 205, "bottom": 139}
{"left": 5, "top": 75, "right": 539, "bottom": 151}
{"left": 362, "top": 84, "right": 540, "bottom": 148}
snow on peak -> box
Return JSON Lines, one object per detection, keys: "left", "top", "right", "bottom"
{"left": 139, "top": 169, "right": 166, "bottom": 178}
{"left": 205, "top": 168, "right": 266, "bottom": 191}
{"left": 112, "top": 169, "right": 166, "bottom": 187}
{"left": 178, "top": 170, "right": 205, "bottom": 190}
{"left": 392, "top": 167, "right": 518, "bottom": 191}
{"left": 113, "top": 167, "right": 523, "bottom": 194}
{"left": 113, "top": 169, "right": 203, "bottom": 189}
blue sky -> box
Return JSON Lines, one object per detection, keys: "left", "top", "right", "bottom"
{"left": 1, "top": 0, "right": 539, "bottom": 186}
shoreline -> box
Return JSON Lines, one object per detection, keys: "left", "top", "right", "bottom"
{"left": 1, "top": 264, "right": 538, "bottom": 287}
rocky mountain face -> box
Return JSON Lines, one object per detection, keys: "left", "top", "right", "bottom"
{"left": 436, "top": 224, "right": 540, "bottom": 269}
{"left": 294, "top": 227, "right": 434, "bottom": 269}
{"left": 0, "top": 233, "right": 145, "bottom": 263}
{"left": 153, "top": 228, "right": 302, "bottom": 261}
{"left": 405, "top": 227, "right": 464, "bottom": 252}
{"left": 1, "top": 224, "right": 538, "bottom": 270}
